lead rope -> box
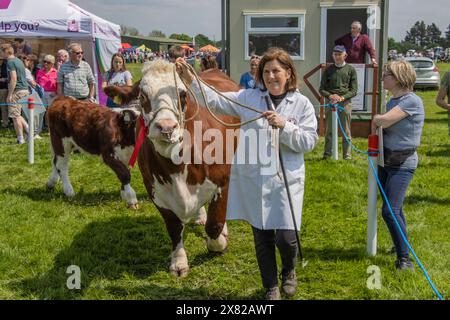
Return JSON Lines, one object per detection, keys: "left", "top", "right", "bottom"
{"left": 178, "top": 60, "right": 265, "bottom": 127}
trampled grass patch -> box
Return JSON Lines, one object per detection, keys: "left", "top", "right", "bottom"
{"left": 0, "top": 64, "right": 448, "bottom": 300}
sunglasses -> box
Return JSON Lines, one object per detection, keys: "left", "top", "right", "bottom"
{"left": 43, "top": 61, "right": 53, "bottom": 64}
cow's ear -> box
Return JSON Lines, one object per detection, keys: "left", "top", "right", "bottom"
{"left": 103, "top": 79, "right": 141, "bottom": 105}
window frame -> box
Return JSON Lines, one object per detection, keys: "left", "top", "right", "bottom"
{"left": 244, "top": 12, "right": 305, "bottom": 61}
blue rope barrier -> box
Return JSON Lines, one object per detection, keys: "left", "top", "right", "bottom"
{"left": 324, "top": 103, "right": 444, "bottom": 300}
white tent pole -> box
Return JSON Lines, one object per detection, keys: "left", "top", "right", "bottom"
{"left": 91, "top": 38, "right": 99, "bottom": 104}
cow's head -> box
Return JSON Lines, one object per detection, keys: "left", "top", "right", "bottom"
{"left": 105, "top": 60, "right": 188, "bottom": 158}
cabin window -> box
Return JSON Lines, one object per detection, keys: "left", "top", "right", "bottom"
{"left": 245, "top": 13, "right": 305, "bottom": 60}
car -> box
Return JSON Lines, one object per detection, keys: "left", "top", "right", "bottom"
{"left": 405, "top": 57, "right": 440, "bottom": 89}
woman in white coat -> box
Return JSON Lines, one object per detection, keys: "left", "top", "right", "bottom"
{"left": 177, "top": 48, "right": 318, "bottom": 300}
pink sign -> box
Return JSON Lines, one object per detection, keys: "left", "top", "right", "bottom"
{"left": 0, "top": 0, "right": 12, "bottom": 10}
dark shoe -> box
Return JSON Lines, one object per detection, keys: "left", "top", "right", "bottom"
{"left": 322, "top": 155, "right": 330, "bottom": 160}
{"left": 395, "top": 257, "right": 414, "bottom": 271}
{"left": 265, "top": 287, "right": 281, "bottom": 300}
{"left": 280, "top": 270, "right": 297, "bottom": 297}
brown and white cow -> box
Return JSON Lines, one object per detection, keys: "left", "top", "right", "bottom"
{"left": 46, "top": 96, "right": 139, "bottom": 209}
{"left": 105, "top": 61, "right": 240, "bottom": 276}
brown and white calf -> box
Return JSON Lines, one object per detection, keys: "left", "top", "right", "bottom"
{"left": 46, "top": 96, "right": 139, "bottom": 209}
{"left": 105, "top": 62, "right": 240, "bottom": 276}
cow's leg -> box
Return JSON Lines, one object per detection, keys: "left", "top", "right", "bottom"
{"left": 102, "top": 153, "right": 138, "bottom": 209}
{"left": 46, "top": 154, "right": 60, "bottom": 189}
{"left": 50, "top": 138, "right": 75, "bottom": 197}
{"left": 56, "top": 153, "right": 74, "bottom": 197}
{"left": 159, "top": 207, "right": 189, "bottom": 277}
{"left": 194, "top": 206, "right": 207, "bottom": 225}
{"left": 205, "top": 186, "right": 229, "bottom": 253}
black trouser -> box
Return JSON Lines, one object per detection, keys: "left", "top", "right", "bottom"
{"left": 252, "top": 226, "right": 298, "bottom": 289}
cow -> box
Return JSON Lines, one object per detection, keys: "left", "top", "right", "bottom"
{"left": 46, "top": 96, "right": 139, "bottom": 209}
{"left": 105, "top": 61, "right": 240, "bottom": 277}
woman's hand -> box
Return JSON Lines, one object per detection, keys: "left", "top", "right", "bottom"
{"left": 263, "top": 111, "right": 286, "bottom": 129}
{"left": 371, "top": 114, "right": 380, "bottom": 134}
{"left": 175, "top": 58, "right": 194, "bottom": 85}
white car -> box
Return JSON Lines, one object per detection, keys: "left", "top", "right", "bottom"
{"left": 405, "top": 57, "right": 440, "bottom": 89}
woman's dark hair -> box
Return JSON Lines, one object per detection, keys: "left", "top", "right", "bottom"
{"left": 256, "top": 47, "right": 298, "bottom": 92}
{"left": 108, "top": 53, "right": 126, "bottom": 81}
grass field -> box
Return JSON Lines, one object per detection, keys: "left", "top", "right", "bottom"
{"left": 0, "top": 63, "right": 448, "bottom": 300}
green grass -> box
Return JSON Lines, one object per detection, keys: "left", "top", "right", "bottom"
{"left": 0, "top": 63, "right": 448, "bottom": 300}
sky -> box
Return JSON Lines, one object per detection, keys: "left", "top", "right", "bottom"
{"left": 71, "top": 0, "right": 449, "bottom": 42}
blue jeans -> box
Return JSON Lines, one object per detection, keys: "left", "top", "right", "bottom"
{"left": 378, "top": 166, "right": 415, "bottom": 259}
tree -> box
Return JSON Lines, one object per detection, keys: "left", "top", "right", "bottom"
{"left": 405, "top": 21, "right": 428, "bottom": 47}
{"left": 120, "top": 25, "right": 139, "bottom": 36}
{"left": 169, "top": 33, "right": 193, "bottom": 42}
{"left": 194, "top": 34, "right": 213, "bottom": 48}
{"left": 149, "top": 30, "right": 166, "bottom": 38}
{"left": 426, "top": 23, "right": 442, "bottom": 48}
{"left": 445, "top": 25, "right": 450, "bottom": 48}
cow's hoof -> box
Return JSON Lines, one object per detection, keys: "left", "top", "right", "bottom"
{"left": 169, "top": 264, "right": 189, "bottom": 277}
{"left": 46, "top": 182, "right": 55, "bottom": 190}
{"left": 207, "top": 234, "right": 228, "bottom": 253}
{"left": 128, "top": 203, "right": 139, "bottom": 210}
{"left": 64, "top": 190, "right": 75, "bottom": 198}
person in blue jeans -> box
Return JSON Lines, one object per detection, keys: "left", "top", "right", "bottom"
{"left": 372, "top": 60, "right": 425, "bottom": 271}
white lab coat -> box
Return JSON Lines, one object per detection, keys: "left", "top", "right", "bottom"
{"left": 191, "top": 82, "right": 318, "bottom": 230}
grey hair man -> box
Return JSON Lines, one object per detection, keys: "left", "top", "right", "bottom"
{"left": 57, "top": 43, "right": 95, "bottom": 102}
{"left": 335, "top": 20, "right": 377, "bottom": 65}
{"left": 56, "top": 49, "right": 69, "bottom": 71}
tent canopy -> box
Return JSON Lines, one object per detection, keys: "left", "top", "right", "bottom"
{"left": 180, "top": 44, "right": 194, "bottom": 51}
{"left": 199, "top": 44, "right": 219, "bottom": 53}
{"left": 137, "top": 44, "right": 151, "bottom": 52}
{"left": 0, "top": 0, "right": 121, "bottom": 104}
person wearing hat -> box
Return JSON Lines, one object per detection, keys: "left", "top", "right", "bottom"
{"left": 319, "top": 45, "right": 358, "bottom": 160}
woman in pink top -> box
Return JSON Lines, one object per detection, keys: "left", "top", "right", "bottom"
{"left": 36, "top": 54, "right": 57, "bottom": 107}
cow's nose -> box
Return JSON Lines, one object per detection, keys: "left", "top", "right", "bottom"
{"left": 155, "top": 119, "right": 178, "bottom": 135}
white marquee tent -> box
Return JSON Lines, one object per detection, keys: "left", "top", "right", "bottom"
{"left": 0, "top": 0, "right": 121, "bottom": 104}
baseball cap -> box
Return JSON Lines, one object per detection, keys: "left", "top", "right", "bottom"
{"left": 333, "top": 45, "right": 347, "bottom": 53}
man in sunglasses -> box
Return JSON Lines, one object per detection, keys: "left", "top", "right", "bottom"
{"left": 57, "top": 43, "right": 95, "bottom": 102}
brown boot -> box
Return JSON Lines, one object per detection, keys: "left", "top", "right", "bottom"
{"left": 265, "top": 287, "right": 281, "bottom": 300}
{"left": 281, "top": 270, "right": 297, "bottom": 297}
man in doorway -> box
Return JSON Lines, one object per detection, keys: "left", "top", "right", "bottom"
{"left": 320, "top": 45, "right": 358, "bottom": 160}
{"left": 57, "top": 43, "right": 95, "bottom": 102}
{"left": 335, "top": 21, "right": 377, "bottom": 65}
